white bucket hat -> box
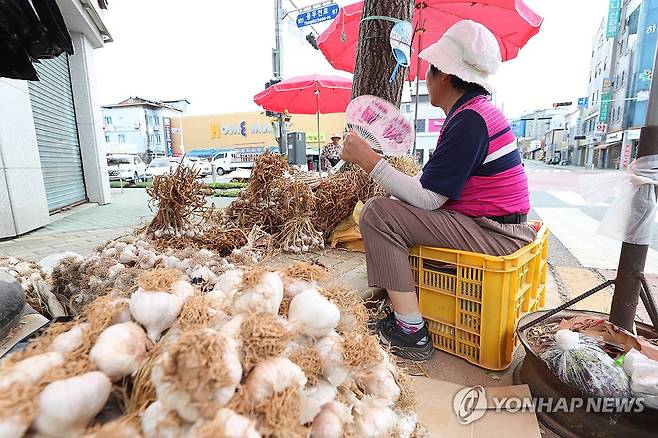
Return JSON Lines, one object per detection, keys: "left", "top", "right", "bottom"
{"left": 419, "top": 20, "right": 502, "bottom": 94}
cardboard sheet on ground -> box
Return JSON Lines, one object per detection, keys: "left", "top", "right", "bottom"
{"left": 412, "top": 377, "right": 541, "bottom": 438}
{"left": 330, "top": 201, "right": 365, "bottom": 252}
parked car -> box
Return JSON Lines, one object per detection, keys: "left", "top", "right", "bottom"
{"left": 183, "top": 156, "right": 213, "bottom": 177}
{"left": 145, "top": 157, "right": 180, "bottom": 179}
{"left": 211, "top": 151, "right": 237, "bottom": 175}
{"left": 107, "top": 154, "right": 147, "bottom": 183}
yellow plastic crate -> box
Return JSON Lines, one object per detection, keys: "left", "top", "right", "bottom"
{"left": 409, "top": 222, "right": 549, "bottom": 370}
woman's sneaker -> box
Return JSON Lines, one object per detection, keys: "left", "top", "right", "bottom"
{"left": 375, "top": 307, "right": 433, "bottom": 361}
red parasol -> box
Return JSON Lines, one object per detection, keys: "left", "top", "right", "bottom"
{"left": 317, "top": 0, "right": 543, "bottom": 81}
{"left": 254, "top": 74, "right": 352, "bottom": 174}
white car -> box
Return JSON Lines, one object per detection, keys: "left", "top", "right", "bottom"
{"left": 183, "top": 157, "right": 213, "bottom": 176}
{"left": 107, "top": 154, "right": 147, "bottom": 183}
{"left": 210, "top": 151, "right": 237, "bottom": 176}
{"left": 145, "top": 157, "right": 181, "bottom": 179}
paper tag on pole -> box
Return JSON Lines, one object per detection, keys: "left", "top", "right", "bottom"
{"left": 389, "top": 21, "right": 412, "bottom": 83}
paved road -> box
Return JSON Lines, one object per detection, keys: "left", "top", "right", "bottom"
{"left": 525, "top": 160, "right": 658, "bottom": 323}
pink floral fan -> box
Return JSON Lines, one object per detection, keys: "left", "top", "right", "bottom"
{"left": 345, "top": 95, "right": 414, "bottom": 156}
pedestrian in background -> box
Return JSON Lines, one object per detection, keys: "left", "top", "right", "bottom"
{"left": 320, "top": 133, "right": 343, "bottom": 171}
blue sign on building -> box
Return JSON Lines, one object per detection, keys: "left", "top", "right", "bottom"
{"left": 629, "top": 0, "right": 658, "bottom": 127}
{"left": 577, "top": 97, "right": 589, "bottom": 108}
{"left": 297, "top": 4, "right": 339, "bottom": 27}
{"left": 510, "top": 119, "right": 526, "bottom": 138}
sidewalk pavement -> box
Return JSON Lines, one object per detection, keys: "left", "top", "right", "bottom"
{"left": 0, "top": 189, "right": 232, "bottom": 261}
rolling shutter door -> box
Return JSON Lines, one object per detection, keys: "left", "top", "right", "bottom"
{"left": 28, "top": 54, "right": 87, "bottom": 212}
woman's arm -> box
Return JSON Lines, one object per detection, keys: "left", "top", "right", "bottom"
{"left": 370, "top": 159, "right": 447, "bottom": 210}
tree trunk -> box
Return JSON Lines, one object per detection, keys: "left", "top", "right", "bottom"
{"left": 351, "top": 0, "right": 413, "bottom": 106}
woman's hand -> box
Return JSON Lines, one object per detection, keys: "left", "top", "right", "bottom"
{"left": 341, "top": 130, "right": 381, "bottom": 173}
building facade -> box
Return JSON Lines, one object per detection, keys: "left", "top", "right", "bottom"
{"left": 0, "top": 0, "right": 112, "bottom": 238}
{"left": 171, "top": 112, "right": 346, "bottom": 159}
{"left": 102, "top": 97, "right": 189, "bottom": 159}
{"left": 511, "top": 107, "right": 571, "bottom": 160}
{"left": 578, "top": 0, "right": 657, "bottom": 169}
{"left": 401, "top": 81, "right": 445, "bottom": 165}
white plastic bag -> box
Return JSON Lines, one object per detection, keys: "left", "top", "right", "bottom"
{"left": 38, "top": 252, "right": 83, "bottom": 276}
{"left": 580, "top": 155, "right": 658, "bottom": 245}
{"left": 622, "top": 348, "right": 658, "bottom": 409}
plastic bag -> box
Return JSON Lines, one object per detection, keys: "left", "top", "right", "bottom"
{"left": 622, "top": 348, "right": 658, "bottom": 409}
{"left": 540, "top": 329, "right": 631, "bottom": 399}
{"left": 580, "top": 155, "right": 658, "bottom": 245}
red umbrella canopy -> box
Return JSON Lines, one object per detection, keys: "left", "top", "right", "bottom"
{"left": 317, "top": 0, "right": 543, "bottom": 81}
{"left": 253, "top": 74, "right": 353, "bottom": 115}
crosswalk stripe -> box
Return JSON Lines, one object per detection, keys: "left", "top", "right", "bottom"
{"left": 534, "top": 207, "right": 658, "bottom": 274}
{"left": 546, "top": 191, "right": 611, "bottom": 207}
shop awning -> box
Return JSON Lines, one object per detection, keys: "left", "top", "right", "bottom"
{"left": 594, "top": 141, "right": 622, "bottom": 151}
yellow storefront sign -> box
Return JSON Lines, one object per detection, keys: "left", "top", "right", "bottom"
{"left": 173, "top": 112, "right": 345, "bottom": 152}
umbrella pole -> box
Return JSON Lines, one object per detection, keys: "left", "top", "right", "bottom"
{"left": 316, "top": 84, "right": 322, "bottom": 176}
{"left": 412, "top": 4, "right": 425, "bottom": 157}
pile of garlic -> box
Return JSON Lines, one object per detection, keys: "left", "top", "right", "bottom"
{"left": 0, "top": 260, "right": 423, "bottom": 437}
{"left": 0, "top": 257, "right": 65, "bottom": 318}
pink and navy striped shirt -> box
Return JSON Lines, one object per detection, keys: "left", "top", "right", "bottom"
{"left": 419, "top": 91, "right": 530, "bottom": 217}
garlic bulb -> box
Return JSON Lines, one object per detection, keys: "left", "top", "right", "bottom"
{"left": 356, "top": 356, "right": 400, "bottom": 406}
{"left": 216, "top": 313, "right": 245, "bottom": 341}
{"left": 49, "top": 324, "right": 89, "bottom": 356}
{"left": 0, "top": 415, "right": 29, "bottom": 438}
{"left": 349, "top": 395, "right": 397, "bottom": 438}
{"left": 396, "top": 411, "right": 420, "bottom": 438}
{"left": 171, "top": 280, "right": 196, "bottom": 301}
{"left": 283, "top": 278, "right": 315, "bottom": 297}
{"left": 215, "top": 269, "right": 243, "bottom": 295}
{"left": 151, "top": 329, "right": 242, "bottom": 423}
{"left": 188, "top": 408, "right": 261, "bottom": 438}
{"left": 299, "top": 378, "right": 338, "bottom": 424}
{"left": 315, "top": 331, "right": 349, "bottom": 387}
{"left": 0, "top": 352, "right": 64, "bottom": 390}
{"left": 90, "top": 322, "right": 148, "bottom": 381}
{"left": 34, "top": 371, "right": 112, "bottom": 437}
{"left": 118, "top": 248, "right": 138, "bottom": 265}
{"left": 245, "top": 357, "right": 307, "bottom": 403}
{"left": 130, "top": 288, "right": 183, "bottom": 342}
{"left": 141, "top": 401, "right": 188, "bottom": 438}
{"left": 311, "top": 401, "right": 353, "bottom": 438}
{"left": 101, "top": 247, "right": 117, "bottom": 258}
{"left": 107, "top": 263, "right": 125, "bottom": 280}
{"left": 231, "top": 272, "right": 283, "bottom": 315}
{"left": 288, "top": 289, "right": 340, "bottom": 338}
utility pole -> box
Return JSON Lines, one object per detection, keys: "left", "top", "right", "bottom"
{"left": 273, "top": 0, "right": 287, "bottom": 155}
{"left": 609, "top": 42, "right": 658, "bottom": 331}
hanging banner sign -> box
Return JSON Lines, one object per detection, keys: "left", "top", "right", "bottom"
{"left": 297, "top": 3, "right": 339, "bottom": 27}
{"left": 599, "top": 92, "right": 612, "bottom": 123}
{"left": 606, "top": 0, "right": 622, "bottom": 38}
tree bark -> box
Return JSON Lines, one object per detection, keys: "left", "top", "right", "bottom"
{"left": 351, "top": 0, "right": 413, "bottom": 106}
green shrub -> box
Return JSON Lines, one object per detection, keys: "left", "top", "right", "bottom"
{"left": 207, "top": 182, "right": 247, "bottom": 189}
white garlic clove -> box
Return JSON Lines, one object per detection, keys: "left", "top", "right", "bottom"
{"left": 288, "top": 289, "right": 340, "bottom": 338}
{"left": 90, "top": 322, "right": 148, "bottom": 381}
{"left": 0, "top": 352, "right": 64, "bottom": 391}
{"left": 130, "top": 289, "right": 183, "bottom": 342}
{"left": 299, "top": 378, "right": 338, "bottom": 425}
{"left": 34, "top": 372, "right": 112, "bottom": 437}
{"left": 49, "top": 324, "right": 90, "bottom": 357}
{"left": 231, "top": 272, "right": 283, "bottom": 315}
{"left": 245, "top": 357, "right": 306, "bottom": 403}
